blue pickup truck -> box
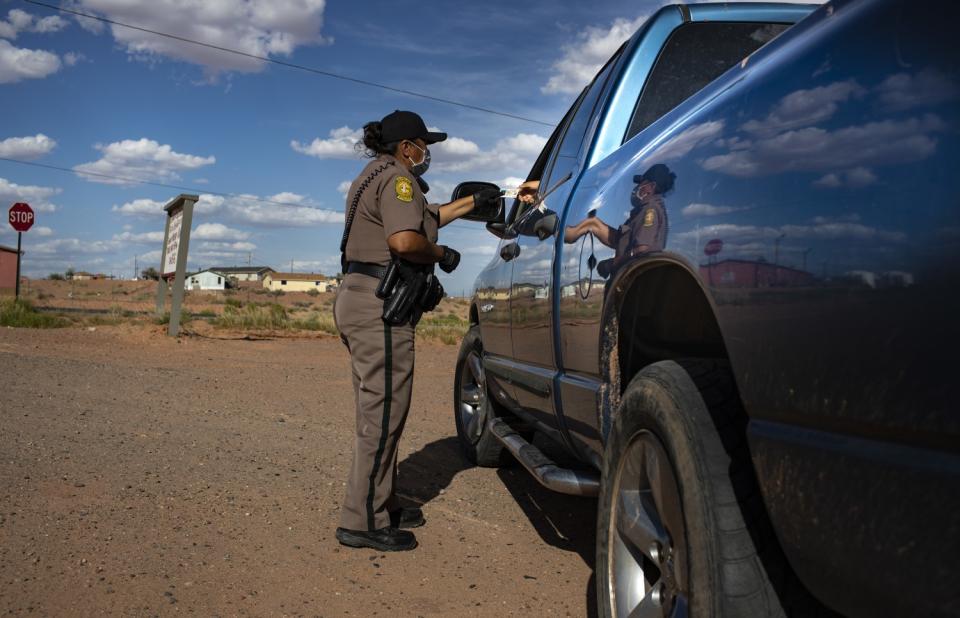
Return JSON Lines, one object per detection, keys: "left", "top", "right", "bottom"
{"left": 450, "top": 0, "right": 960, "bottom": 615}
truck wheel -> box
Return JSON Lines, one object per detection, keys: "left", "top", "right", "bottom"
{"left": 454, "top": 326, "right": 505, "bottom": 467}
{"left": 597, "top": 360, "right": 788, "bottom": 617}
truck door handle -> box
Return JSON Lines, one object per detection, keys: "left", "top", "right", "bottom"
{"left": 500, "top": 242, "right": 520, "bottom": 262}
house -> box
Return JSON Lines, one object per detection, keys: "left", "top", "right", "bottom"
{"left": 184, "top": 269, "right": 229, "bottom": 291}
{"left": 263, "top": 272, "right": 331, "bottom": 292}
{"left": 0, "top": 244, "right": 21, "bottom": 291}
{"left": 208, "top": 266, "right": 275, "bottom": 282}
{"left": 72, "top": 271, "right": 94, "bottom": 280}
{"left": 699, "top": 259, "right": 816, "bottom": 289}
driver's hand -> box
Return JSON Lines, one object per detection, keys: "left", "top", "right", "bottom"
{"left": 517, "top": 180, "right": 540, "bottom": 204}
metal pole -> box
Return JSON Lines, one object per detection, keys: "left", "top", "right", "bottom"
{"left": 15, "top": 232, "right": 21, "bottom": 300}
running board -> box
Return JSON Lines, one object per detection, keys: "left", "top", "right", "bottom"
{"left": 488, "top": 418, "right": 600, "bottom": 497}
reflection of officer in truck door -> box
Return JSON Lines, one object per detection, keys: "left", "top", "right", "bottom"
{"left": 562, "top": 163, "right": 675, "bottom": 277}
{"left": 333, "top": 110, "right": 498, "bottom": 552}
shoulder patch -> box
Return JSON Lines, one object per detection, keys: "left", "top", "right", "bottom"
{"left": 395, "top": 176, "right": 414, "bottom": 203}
{"left": 643, "top": 209, "right": 656, "bottom": 227}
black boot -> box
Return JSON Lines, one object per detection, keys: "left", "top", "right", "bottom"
{"left": 390, "top": 506, "right": 425, "bottom": 529}
{"left": 335, "top": 526, "right": 417, "bottom": 551}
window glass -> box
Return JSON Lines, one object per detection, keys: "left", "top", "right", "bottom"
{"left": 509, "top": 46, "right": 623, "bottom": 225}
{"left": 624, "top": 22, "right": 789, "bottom": 142}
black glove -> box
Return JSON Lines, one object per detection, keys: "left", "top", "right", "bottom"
{"left": 438, "top": 245, "right": 461, "bottom": 273}
{"left": 472, "top": 188, "right": 501, "bottom": 210}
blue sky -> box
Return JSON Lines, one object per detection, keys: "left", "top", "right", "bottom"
{"left": 0, "top": 0, "right": 807, "bottom": 292}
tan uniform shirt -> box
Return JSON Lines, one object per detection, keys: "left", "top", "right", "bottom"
{"left": 616, "top": 194, "right": 667, "bottom": 256}
{"left": 343, "top": 154, "right": 439, "bottom": 267}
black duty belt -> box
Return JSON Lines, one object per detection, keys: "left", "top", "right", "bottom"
{"left": 345, "top": 261, "right": 386, "bottom": 280}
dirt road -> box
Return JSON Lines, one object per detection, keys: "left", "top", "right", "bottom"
{"left": 0, "top": 325, "right": 597, "bottom": 616}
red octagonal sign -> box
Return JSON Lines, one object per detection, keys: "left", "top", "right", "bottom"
{"left": 9, "top": 202, "right": 34, "bottom": 232}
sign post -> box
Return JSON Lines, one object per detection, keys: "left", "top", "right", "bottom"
{"left": 155, "top": 194, "right": 197, "bottom": 336}
{"left": 8, "top": 202, "right": 34, "bottom": 300}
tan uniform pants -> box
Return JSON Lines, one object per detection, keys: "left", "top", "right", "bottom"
{"left": 334, "top": 272, "right": 415, "bottom": 531}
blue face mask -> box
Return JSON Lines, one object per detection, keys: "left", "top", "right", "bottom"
{"left": 405, "top": 141, "right": 431, "bottom": 177}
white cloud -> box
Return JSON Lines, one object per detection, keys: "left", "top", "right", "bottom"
{"left": 199, "top": 240, "right": 256, "bottom": 252}
{"left": 703, "top": 114, "right": 944, "bottom": 178}
{"left": 642, "top": 121, "right": 724, "bottom": 161}
{"left": 0, "top": 10, "right": 68, "bottom": 39}
{"left": 112, "top": 193, "right": 225, "bottom": 217}
{"left": 113, "top": 230, "right": 165, "bottom": 243}
{"left": 0, "top": 177, "right": 61, "bottom": 212}
{"left": 462, "top": 245, "right": 495, "bottom": 256}
{"left": 224, "top": 192, "right": 343, "bottom": 227}
{"left": 29, "top": 237, "right": 120, "bottom": 256}
{"left": 336, "top": 180, "right": 352, "bottom": 196}
{"left": 0, "top": 39, "right": 62, "bottom": 83}
{"left": 74, "top": 138, "right": 215, "bottom": 185}
{"left": 112, "top": 198, "right": 165, "bottom": 216}
{"left": 676, "top": 218, "right": 904, "bottom": 244}
{"left": 297, "top": 126, "right": 548, "bottom": 183}
{"left": 291, "top": 126, "right": 362, "bottom": 159}
{"left": 681, "top": 203, "right": 748, "bottom": 218}
{"left": 0, "top": 134, "right": 56, "bottom": 160}
{"left": 877, "top": 69, "right": 960, "bottom": 111}
{"left": 192, "top": 222, "right": 249, "bottom": 241}
{"left": 742, "top": 80, "right": 866, "bottom": 137}
{"left": 542, "top": 16, "right": 647, "bottom": 95}
{"left": 75, "top": 0, "right": 330, "bottom": 76}
{"left": 432, "top": 132, "right": 548, "bottom": 175}
{"left": 114, "top": 191, "right": 342, "bottom": 227}
{"left": 813, "top": 166, "right": 877, "bottom": 189}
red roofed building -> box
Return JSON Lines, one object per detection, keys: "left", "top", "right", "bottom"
{"left": 0, "top": 244, "right": 22, "bottom": 292}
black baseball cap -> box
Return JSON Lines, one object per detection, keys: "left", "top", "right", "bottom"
{"left": 633, "top": 163, "right": 676, "bottom": 194}
{"left": 380, "top": 110, "right": 447, "bottom": 144}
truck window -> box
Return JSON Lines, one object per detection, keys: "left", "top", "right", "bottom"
{"left": 624, "top": 21, "right": 789, "bottom": 142}
{"left": 509, "top": 47, "right": 623, "bottom": 227}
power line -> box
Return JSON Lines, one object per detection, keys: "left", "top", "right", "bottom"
{"left": 24, "top": 0, "right": 554, "bottom": 127}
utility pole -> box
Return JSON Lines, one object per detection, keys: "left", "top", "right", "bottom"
{"left": 248, "top": 252, "right": 252, "bottom": 267}
{"left": 134, "top": 255, "right": 138, "bottom": 280}
{"left": 290, "top": 258, "right": 294, "bottom": 273}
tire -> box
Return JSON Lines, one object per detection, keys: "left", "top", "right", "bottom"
{"left": 597, "top": 359, "right": 793, "bottom": 617}
{"left": 454, "top": 326, "right": 506, "bottom": 467}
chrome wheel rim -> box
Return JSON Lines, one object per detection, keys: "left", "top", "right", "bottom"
{"left": 457, "top": 348, "right": 486, "bottom": 444}
{"left": 608, "top": 431, "right": 688, "bottom": 618}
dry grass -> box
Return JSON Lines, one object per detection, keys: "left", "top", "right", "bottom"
{"left": 0, "top": 299, "right": 69, "bottom": 328}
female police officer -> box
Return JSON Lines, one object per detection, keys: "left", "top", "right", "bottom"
{"left": 334, "top": 110, "right": 498, "bottom": 551}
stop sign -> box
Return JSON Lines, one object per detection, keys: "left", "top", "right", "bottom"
{"left": 8, "top": 202, "right": 34, "bottom": 232}
{"left": 704, "top": 238, "right": 723, "bottom": 256}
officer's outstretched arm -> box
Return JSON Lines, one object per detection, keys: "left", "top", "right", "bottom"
{"left": 388, "top": 231, "right": 444, "bottom": 265}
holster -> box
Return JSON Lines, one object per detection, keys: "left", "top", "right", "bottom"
{"left": 377, "top": 257, "right": 444, "bottom": 326}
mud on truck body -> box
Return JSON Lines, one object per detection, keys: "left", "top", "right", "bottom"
{"left": 450, "top": 0, "right": 960, "bottom": 616}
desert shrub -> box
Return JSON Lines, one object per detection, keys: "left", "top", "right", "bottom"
{"left": 416, "top": 313, "right": 469, "bottom": 345}
{"left": 153, "top": 310, "right": 193, "bottom": 325}
{"left": 0, "top": 299, "right": 69, "bottom": 328}
{"left": 306, "top": 288, "right": 320, "bottom": 297}
{"left": 292, "top": 312, "right": 338, "bottom": 335}
{"left": 215, "top": 303, "right": 288, "bottom": 330}
{"left": 225, "top": 297, "right": 243, "bottom": 308}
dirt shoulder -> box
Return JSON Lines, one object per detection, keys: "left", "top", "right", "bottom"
{"left": 0, "top": 324, "right": 596, "bottom": 616}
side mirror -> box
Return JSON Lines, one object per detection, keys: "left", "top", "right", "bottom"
{"left": 451, "top": 181, "right": 504, "bottom": 223}
{"left": 533, "top": 212, "right": 558, "bottom": 241}
{"left": 485, "top": 221, "right": 516, "bottom": 240}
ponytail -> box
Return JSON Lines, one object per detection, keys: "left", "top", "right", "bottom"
{"left": 358, "top": 121, "right": 400, "bottom": 158}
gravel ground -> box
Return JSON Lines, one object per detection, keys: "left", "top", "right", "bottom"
{"left": 0, "top": 324, "right": 597, "bottom": 617}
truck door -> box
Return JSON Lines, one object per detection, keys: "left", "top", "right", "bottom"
{"left": 505, "top": 52, "right": 622, "bottom": 422}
